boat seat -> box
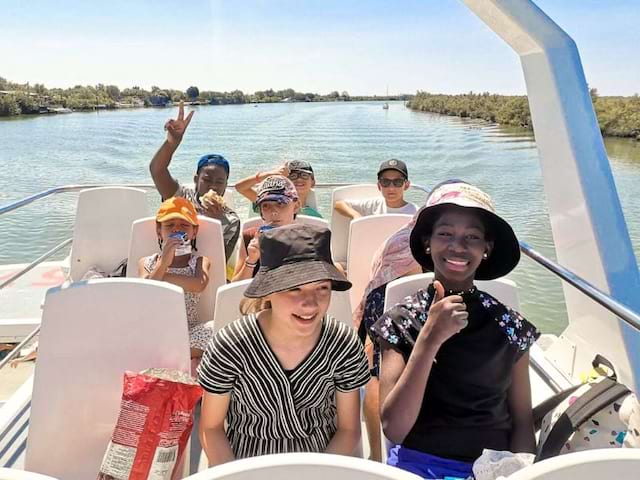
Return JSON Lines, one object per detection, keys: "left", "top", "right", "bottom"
{"left": 183, "top": 452, "right": 422, "bottom": 480}
{"left": 346, "top": 214, "right": 413, "bottom": 309}
{"left": 223, "top": 189, "right": 235, "bottom": 210}
{"left": 25, "top": 279, "right": 191, "bottom": 480}
{"left": 330, "top": 184, "right": 381, "bottom": 265}
{"left": 384, "top": 272, "right": 521, "bottom": 311}
{"left": 126, "top": 215, "right": 226, "bottom": 322}
{"left": 69, "top": 187, "right": 149, "bottom": 281}
{"left": 306, "top": 189, "right": 319, "bottom": 210}
{"left": 0, "top": 468, "right": 60, "bottom": 479}
{"left": 213, "top": 280, "right": 352, "bottom": 333}
{"left": 505, "top": 449, "right": 640, "bottom": 480}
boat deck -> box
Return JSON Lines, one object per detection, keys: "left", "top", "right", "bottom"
{"left": 0, "top": 261, "right": 65, "bottom": 343}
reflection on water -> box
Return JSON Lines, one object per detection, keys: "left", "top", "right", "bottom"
{"left": 1, "top": 102, "right": 639, "bottom": 334}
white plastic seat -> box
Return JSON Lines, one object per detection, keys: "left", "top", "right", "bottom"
{"left": 305, "top": 189, "right": 319, "bottom": 210}
{"left": 213, "top": 279, "right": 252, "bottom": 332}
{"left": 330, "top": 184, "right": 381, "bottom": 265}
{"left": 347, "top": 214, "right": 413, "bottom": 309}
{"left": 213, "top": 280, "right": 353, "bottom": 333}
{"left": 223, "top": 189, "right": 235, "bottom": 210}
{"left": 25, "top": 279, "right": 191, "bottom": 480}
{"left": 184, "top": 452, "right": 421, "bottom": 480}
{"left": 384, "top": 272, "right": 521, "bottom": 311}
{"left": 127, "top": 215, "right": 226, "bottom": 321}
{"left": 0, "top": 469, "right": 60, "bottom": 480}
{"left": 505, "top": 449, "right": 640, "bottom": 480}
{"left": 69, "top": 187, "right": 149, "bottom": 281}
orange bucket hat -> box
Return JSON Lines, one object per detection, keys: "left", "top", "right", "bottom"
{"left": 156, "top": 197, "right": 199, "bottom": 226}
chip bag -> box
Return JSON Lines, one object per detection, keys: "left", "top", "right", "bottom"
{"left": 97, "top": 368, "right": 203, "bottom": 480}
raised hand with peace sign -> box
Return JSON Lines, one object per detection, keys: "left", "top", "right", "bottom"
{"left": 164, "top": 101, "right": 195, "bottom": 146}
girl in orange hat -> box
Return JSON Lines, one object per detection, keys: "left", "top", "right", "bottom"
{"left": 138, "top": 197, "right": 213, "bottom": 359}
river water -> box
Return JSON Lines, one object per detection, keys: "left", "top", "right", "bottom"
{"left": 1, "top": 101, "right": 639, "bottom": 334}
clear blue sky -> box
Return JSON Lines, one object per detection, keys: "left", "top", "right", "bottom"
{"left": 1, "top": 0, "right": 637, "bottom": 96}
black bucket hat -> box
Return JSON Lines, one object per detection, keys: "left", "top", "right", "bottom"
{"left": 244, "top": 223, "right": 351, "bottom": 298}
{"left": 409, "top": 182, "right": 520, "bottom": 280}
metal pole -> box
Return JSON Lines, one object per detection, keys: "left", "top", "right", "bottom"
{"left": 520, "top": 241, "right": 640, "bottom": 331}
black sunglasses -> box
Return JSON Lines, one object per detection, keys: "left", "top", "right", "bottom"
{"left": 378, "top": 178, "right": 406, "bottom": 187}
{"left": 289, "top": 171, "right": 312, "bottom": 181}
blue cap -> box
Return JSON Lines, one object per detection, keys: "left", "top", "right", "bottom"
{"left": 197, "top": 154, "right": 230, "bottom": 176}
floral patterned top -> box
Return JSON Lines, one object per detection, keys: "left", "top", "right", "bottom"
{"left": 370, "top": 283, "right": 540, "bottom": 462}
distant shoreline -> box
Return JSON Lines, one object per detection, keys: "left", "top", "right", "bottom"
{"left": 0, "top": 76, "right": 412, "bottom": 118}
{"left": 408, "top": 91, "right": 640, "bottom": 140}
{"left": 0, "top": 98, "right": 405, "bottom": 121}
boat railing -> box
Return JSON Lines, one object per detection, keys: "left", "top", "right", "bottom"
{"left": 1, "top": 183, "right": 640, "bottom": 373}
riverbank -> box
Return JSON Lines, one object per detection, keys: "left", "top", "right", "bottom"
{"left": 0, "top": 77, "right": 408, "bottom": 118}
{"left": 407, "top": 91, "right": 640, "bottom": 139}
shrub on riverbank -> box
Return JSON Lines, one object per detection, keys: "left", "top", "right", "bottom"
{"left": 408, "top": 91, "right": 640, "bottom": 139}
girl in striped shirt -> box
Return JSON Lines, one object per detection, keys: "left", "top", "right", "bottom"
{"left": 197, "top": 223, "right": 370, "bottom": 465}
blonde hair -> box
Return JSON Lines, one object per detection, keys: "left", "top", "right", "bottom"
{"left": 240, "top": 297, "right": 272, "bottom": 315}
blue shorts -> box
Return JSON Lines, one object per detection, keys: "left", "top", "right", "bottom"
{"left": 387, "top": 445, "right": 474, "bottom": 480}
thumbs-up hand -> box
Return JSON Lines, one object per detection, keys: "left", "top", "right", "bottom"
{"left": 418, "top": 280, "right": 468, "bottom": 346}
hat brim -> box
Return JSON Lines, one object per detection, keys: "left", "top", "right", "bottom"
{"left": 409, "top": 203, "right": 520, "bottom": 280}
{"left": 256, "top": 194, "right": 296, "bottom": 206}
{"left": 244, "top": 260, "right": 351, "bottom": 298}
{"left": 156, "top": 212, "right": 199, "bottom": 226}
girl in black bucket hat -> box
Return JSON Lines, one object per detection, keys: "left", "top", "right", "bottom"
{"left": 197, "top": 223, "right": 369, "bottom": 464}
{"left": 370, "top": 181, "right": 540, "bottom": 479}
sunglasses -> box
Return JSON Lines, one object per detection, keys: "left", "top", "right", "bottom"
{"left": 378, "top": 178, "right": 406, "bottom": 188}
{"left": 289, "top": 171, "right": 312, "bottom": 181}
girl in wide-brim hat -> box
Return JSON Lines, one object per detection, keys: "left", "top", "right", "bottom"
{"left": 370, "top": 181, "right": 540, "bottom": 479}
{"left": 197, "top": 223, "right": 369, "bottom": 464}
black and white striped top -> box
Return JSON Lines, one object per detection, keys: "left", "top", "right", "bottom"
{"left": 197, "top": 314, "right": 370, "bottom": 458}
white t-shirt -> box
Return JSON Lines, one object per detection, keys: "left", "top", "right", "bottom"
{"left": 345, "top": 197, "right": 417, "bottom": 216}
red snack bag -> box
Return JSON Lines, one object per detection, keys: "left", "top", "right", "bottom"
{"left": 97, "top": 369, "right": 203, "bottom": 480}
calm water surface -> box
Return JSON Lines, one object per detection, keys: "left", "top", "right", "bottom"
{"left": 2, "top": 101, "right": 639, "bottom": 334}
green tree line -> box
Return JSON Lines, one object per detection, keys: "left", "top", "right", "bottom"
{"left": 407, "top": 90, "right": 640, "bottom": 139}
{"left": 0, "top": 76, "right": 408, "bottom": 117}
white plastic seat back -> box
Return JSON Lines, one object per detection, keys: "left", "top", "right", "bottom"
{"left": 26, "top": 279, "right": 191, "bottom": 480}
{"left": 223, "top": 189, "right": 235, "bottom": 210}
{"left": 213, "top": 280, "right": 353, "bottom": 333}
{"left": 0, "top": 469, "right": 60, "bottom": 480}
{"left": 330, "top": 184, "right": 381, "bottom": 264}
{"left": 69, "top": 187, "right": 148, "bottom": 281}
{"left": 347, "top": 214, "right": 413, "bottom": 309}
{"left": 296, "top": 215, "right": 329, "bottom": 229}
{"left": 305, "top": 189, "right": 318, "bottom": 210}
{"left": 506, "top": 449, "right": 640, "bottom": 480}
{"left": 127, "top": 215, "right": 226, "bottom": 321}
{"left": 384, "top": 272, "right": 520, "bottom": 311}
{"left": 184, "top": 452, "right": 421, "bottom": 480}
{"left": 213, "top": 279, "right": 252, "bottom": 332}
